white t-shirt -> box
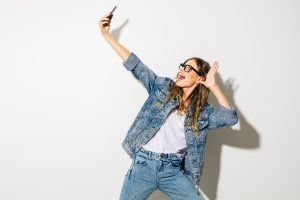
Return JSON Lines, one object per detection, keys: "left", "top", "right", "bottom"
{"left": 142, "top": 108, "right": 187, "bottom": 155}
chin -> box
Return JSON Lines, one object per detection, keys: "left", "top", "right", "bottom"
{"left": 175, "top": 82, "right": 182, "bottom": 87}
{"left": 175, "top": 82, "right": 187, "bottom": 88}
{"left": 175, "top": 80, "right": 191, "bottom": 87}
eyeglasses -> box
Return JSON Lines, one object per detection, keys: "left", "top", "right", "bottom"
{"left": 179, "top": 63, "right": 203, "bottom": 76}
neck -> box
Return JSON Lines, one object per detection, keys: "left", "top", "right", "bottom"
{"left": 182, "top": 85, "right": 197, "bottom": 102}
{"left": 181, "top": 82, "right": 199, "bottom": 107}
{"left": 180, "top": 89, "right": 192, "bottom": 113}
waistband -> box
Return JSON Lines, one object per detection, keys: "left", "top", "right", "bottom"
{"left": 136, "top": 147, "right": 185, "bottom": 161}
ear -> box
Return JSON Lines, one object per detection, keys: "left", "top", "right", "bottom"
{"left": 196, "top": 76, "right": 205, "bottom": 84}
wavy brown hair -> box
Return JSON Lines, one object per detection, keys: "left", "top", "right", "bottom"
{"left": 165, "top": 57, "right": 211, "bottom": 136}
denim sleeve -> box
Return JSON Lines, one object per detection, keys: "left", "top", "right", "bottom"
{"left": 207, "top": 104, "right": 238, "bottom": 130}
{"left": 123, "top": 52, "right": 167, "bottom": 94}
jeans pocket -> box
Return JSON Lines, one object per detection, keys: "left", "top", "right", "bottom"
{"left": 181, "top": 170, "right": 195, "bottom": 185}
{"left": 170, "top": 160, "right": 182, "bottom": 169}
{"left": 134, "top": 155, "right": 147, "bottom": 166}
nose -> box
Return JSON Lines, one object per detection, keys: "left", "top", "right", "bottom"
{"left": 178, "top": 68, "right": 185, "bottom": 74}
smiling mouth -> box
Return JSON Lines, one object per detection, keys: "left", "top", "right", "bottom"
{"left": 177, "top": 74, "right": 185, "bottom": 80}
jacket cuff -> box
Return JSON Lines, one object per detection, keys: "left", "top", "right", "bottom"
{"left": 123, "top": 52, "right": 141, "bottom": 71}
{"left": 219, "top": 104, "right": 237, "bottom": 118}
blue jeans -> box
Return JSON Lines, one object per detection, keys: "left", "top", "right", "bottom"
{"left": 119, "top": 147, "right": 205, "bottom": 200}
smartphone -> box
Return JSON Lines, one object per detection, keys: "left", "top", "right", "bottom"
{"left": 108, "top": 6, "right": 117, "bottom": 19}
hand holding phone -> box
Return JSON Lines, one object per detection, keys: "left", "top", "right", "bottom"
{"left": 99, "top": 6, "right": 117, "bottom": 36}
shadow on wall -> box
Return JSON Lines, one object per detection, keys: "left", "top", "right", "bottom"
{"left": 198, "top": 74, "right": 260, "bottom": 200}
{"left": 111, "top": 19, "right": 260, "bottom": 200}
{"left": 110, "top": 19, "right": 129, "bottom": 41}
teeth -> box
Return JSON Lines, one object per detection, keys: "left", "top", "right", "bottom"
{"left": 174, "top": 74, "right": 185, "bottom": 82}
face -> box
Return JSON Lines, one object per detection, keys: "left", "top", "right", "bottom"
{"left": 175, "top": 59, "right": 204, "bottom": 88}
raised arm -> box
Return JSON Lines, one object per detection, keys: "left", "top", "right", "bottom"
{"left": 98, "top": 12, "right": 167, "bottom": 94}
{"left": 198, "top": 61, "right": 238, "bottom": 130}
{"left": 98, "top": 12, "right": 131, "bottom": 61}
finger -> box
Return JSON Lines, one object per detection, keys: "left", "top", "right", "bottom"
{"left": 212, "top": 66, "right": 218, "bottom": 75}
{"left": 101, "top": 13, "right": 113, "bottom": 19}
{"left": 198, "top": 79, "right": 205, "bottom": 85}
{"left": 212, "top": 63, "right": 218, "bottom": 71}
{"left": 101, "top": 20, "right": 110, "bottom": 24}
{"left": 215, "top": 63, "right": 219, "bottom": 71}
{"left": 102, "top": 16, "right": 113, "bottom": 24}
{"left": 209, "top": 62, "right": 217, "bottom": 73}
{"left": 100, "top": 20, "right": 111, "bottom": 26}
{"left": 101, "top": 20, "right": 110, "bottom": 25}
{"left": 101, "top": 22, "right": 110, "bottom": 28}
{"left": 108, "top": 14, "right": 113, "bottom": 19}
{"left": 105, "top": 11, "right": 113, "bottom": 17}
{"left": 102, "top": 22, "right": 110, "bottom": 27}
{"left": 215, "top": 62, "right": 219, "bottom": 69}
{"left": 212, "top": 62, "right": 219, "bottom": 73}
{"left": 100, "top": 17, "right": 110, "bottom": 21}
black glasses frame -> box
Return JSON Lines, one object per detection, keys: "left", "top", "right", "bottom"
{"left": 179, "top": 63, "right": 203, "bottom": 76}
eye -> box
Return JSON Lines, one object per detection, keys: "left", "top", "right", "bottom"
{"left": 185, "top": 65, "right": 192, "bottom": 71}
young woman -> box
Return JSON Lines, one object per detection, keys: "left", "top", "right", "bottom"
{"left": 99, "top": 12, "right": 238, "bottom": 200}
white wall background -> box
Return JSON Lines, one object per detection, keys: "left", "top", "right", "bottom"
{"left": 1, "top": 0, "right": 299, "bottom": 199}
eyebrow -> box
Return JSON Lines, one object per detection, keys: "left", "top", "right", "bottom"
{"left": 184, "top": 64, "right": 195, "bottom": 68}
{"left": 183, "top": 63, "right": 203, "bottom": 76}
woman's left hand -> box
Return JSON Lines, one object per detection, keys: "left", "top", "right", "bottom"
{"left": 198, "top": 61, "right": 219, "bottom": 89}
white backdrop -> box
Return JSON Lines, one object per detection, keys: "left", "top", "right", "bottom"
{"left": 1, "top": 0, "right": 300, "bottom": 199}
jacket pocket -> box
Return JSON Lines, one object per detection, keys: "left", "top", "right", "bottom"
{"left": 155, "top": 89, "right": 166, "bottom": 102}
{"left": 198, "top": 119, "right": 209, "bottom": 130}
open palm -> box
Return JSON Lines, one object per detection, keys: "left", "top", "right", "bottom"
{"left": 198, "top": 61, "right": 219, "bottom": 88}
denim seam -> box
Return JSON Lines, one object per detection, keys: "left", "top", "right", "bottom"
{"left": 127, "top": 156, "right": 136, "bottom": 179}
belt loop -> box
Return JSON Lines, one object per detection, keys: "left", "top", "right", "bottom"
{"left": 160, "top": 153, "right": 164, "bottom": 158}
{"left": 181, "top": 151, "right": 187, "bottom": 159}
{"left": 179, "top": 151, "right": 187, "bottom": 163}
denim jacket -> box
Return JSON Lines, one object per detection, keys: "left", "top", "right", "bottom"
{"left": 121, "top": 52, "right": 238, "bottom": 186}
